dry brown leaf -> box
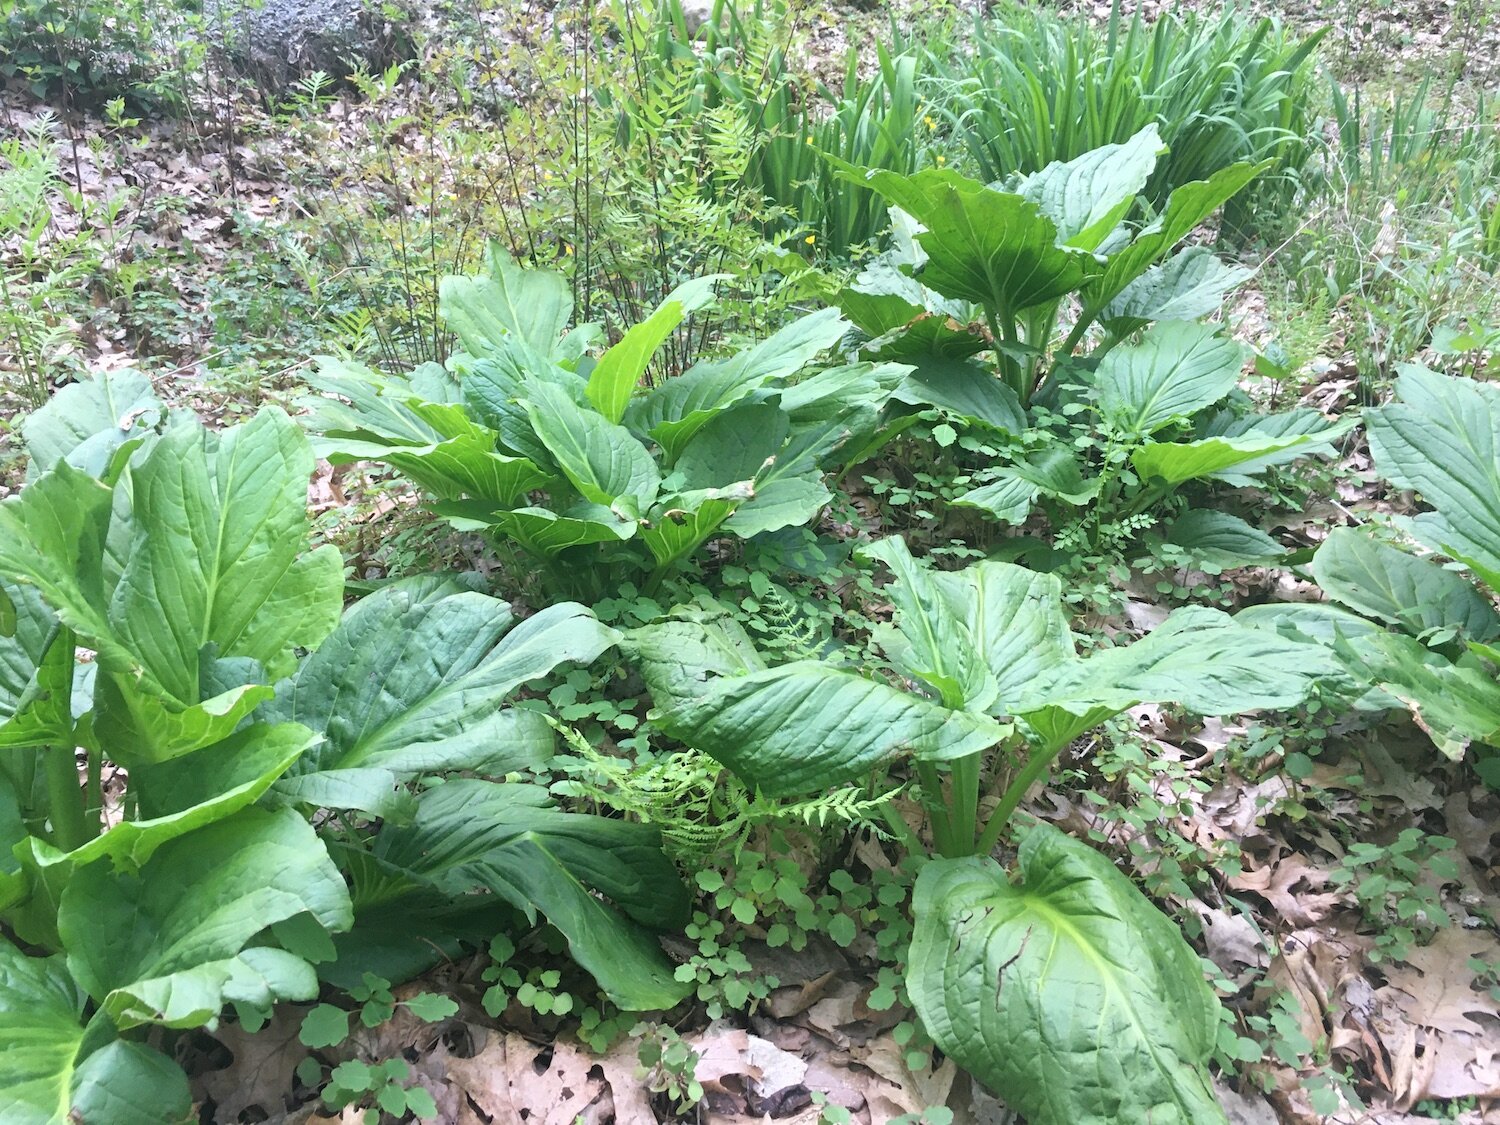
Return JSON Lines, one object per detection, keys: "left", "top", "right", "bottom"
{"left": 1194, "top": 905, "right": 1269, "bottom": 985}
{"left": 856, "top": 1037, "right": 955, "bottom": 1112}
{"left": 693, "top": 1027, "right": 759, "bottom": 1088}
{"left": 767, "top": 970, "right": 839, "bottom": 1019}
{"left": 593, "top": 1038, "right": 656, "bottom": 1125}
{"left": 1377, "top": 927, "right": 1500, "bottom": 1038}
{"left": 1358, "top": 737, "right": 1441, "bottom": 811}
{"left": 1230, "top": 853, "right": 1344, "bottom": 926}
{"left": 200, "top": 1009, "right": 309, "bottom": 1124}
{"left": 1212, "top": 1078, "right": 1278, "bottom": 1125}
{"left": 1446, "top": 788, "right": 1499, "bottom": 867}
{"left": 1269, "top": 943, "right": 1331, "bottom": 1048}
{"left": 1267, "top": 928, "right": 1371, "bottom": 1056}
{"left": 440, "top": 1030, "right": 607, "bottom": 1125}
{"left": 1203, "top": 774, "right": 1291, "bottom": 841}
{"left": 1406, "top": 1025, "right": 1500, "bottom": 1104}
{"left": 745, "top": 1033, "right": 810, "bottom": 1097}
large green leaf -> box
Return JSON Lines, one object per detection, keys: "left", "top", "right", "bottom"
{"left": 89, "top": 675, "right": 278, "bottom": 770}
{"left": 1364, "top": 364, "right": 1500, "bottom": 591}
{"left": 453, "top": 342, "right": 577, "bottom": 467}
{"left": 1235, "top": 601, "right": 1385, "bottom": 648}
{"left": 954, "top": 444, "right": 1099, "bottom": 524}
{"left": 1078, "top": 162, "right": 1265, "bottom": 319}
{"left": 641, "top": 657, "right": 1009, "bottom": 798}
{"left": 1200, "top": 409, "right": 1354, "bottom": 485}
{"left": 586, "top": 277, "right": 720, "bottom": 423}
{"left": 521, "top": 381, "right": 661, "bottom": 508}
{"left": 0, "top": 463, "right": 116, "bottom": 671}
{"left": 625, "top": 609, "right": 767, "bottom": 712}
{"left": 111, "top": 408, "right": 343, "bottom": 701}
{"left": 265, "top": 579, "right": 615, "bottom": 779}
{"left": 68, "top": 1041, "right": 192, "bottom": 1125}
{"left": 303, "top": 358, "right": 453, "bottom": 444}
{"left": 627, "top": 364, "right": 778, "bottom": 464}
{"left": 20, "top": 369, "right": 162, "bottom": 480}
{"left": 374, "top": 779, "right": 690, "bottom": 1010}
{"left": 1162, "top": 510, "right": 1288, "bottom": 569}
{"left": 1100, "top": 247, "right": 1253, "bottom": 337}
{"left": 0, "top": 581, "right": 74, "bottom": 750}
{"left": 0, "top": 941, "right": 87, "bottom": 1125}
{"left": 1012, "top": 606, "right": 1335, "bottom": 750}
{"left": 1017, "top": 125, "right": 1165, "bottom": 251}
{"left": 1132, "top": 432, "right": 1322, "bottom": 486}
{"left": 0, "top": 416, "right": 341, "bottom": 767}
{"left": 1234, "top": 603, "right": 1399, "bottom": 710}
{"left": 469, "top": 503, "right": 639, "bottom": 558}
{"left": 1094, "top": 321, "right": 1243, "bottom": 436}
{"left": 932, "top": 560, "right": 1075, "bottom": 707}
{"left": 16, "top": 723, "right": 315, "bottom": 898}
{"left": 625, "top": 308, "right": 848, "bottom": 461}
{"left": 860, "top": 537, "right": 993, "bottom": 710}
{"left": 776, "top": 362, "right": 907, "bottom": 428}
{"left": 840, "top": 166, "right": 1100, "bottom": 313}
{"left": 642, "top": 486, "right": 753, "bottom": 570}
{"left": 859, "top": 542, "right": 1084, "bottom": 717}
{"left": 838, "top": 260, "right": 976, "bottom": 351}
{"left": 1312, "top": 527, "right": 1500, "bottom": 641}
{"left": 318, "top": 845, "right": 515, "bottom": 989}
{"left": 58, "top": 807, "right": 351, "bottom": 1030}
{"left": 676, "top": 400, "right": 787, "bottom": 489}
{"left": 722, "top": 423, "right": 839, "bottom": 538}
{"left": 378, "top": 437, "right": 551, "bottom": 507}
{"left": 1024, "top": 606, "right": 1335, "bottom": 717}
{"left": 636, "top": 551, "right": 1328, "bottom": 809}
{"left": 304, "top": 362, "right": 553, "bottom": 506}
{"left": 908, "top": 825, "right": 1229, "bottom": 1125}
{"left": 709, "top": 307, "right": 849, "bottom": 386}
{"left": 438, "top": 244, "right": 574, "bottom": 359}
{"left": 1336, "top": 630, "right": 1500, "bottom": 759}
{"left": 891, "top": 358, "right": 1026, "bottom": 434}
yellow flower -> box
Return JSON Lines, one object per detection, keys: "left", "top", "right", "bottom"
{"left": 564, "top": 243, "right": 573, "bottom": 256}
{"left": 924, "top": 115, "right": 936, "bottom": 130}
{"left": 935, "top": 155, "right": 946, "bottom": 165}
{"left": 804, "top": 136, "right": 814, "bottom": 145}
{"left": 804, "top": 234, "right": 816, "bottom": 246}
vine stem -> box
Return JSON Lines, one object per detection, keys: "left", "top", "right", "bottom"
{"left": 973, "top": 738, "right": 1067, "bottom": 858}
{"left": 43, "top": 744, "right": 87, "bottom": 853}
{"left": 879, "top": 800, "right": 925, "bottom": 857}
{"left": 915, "top": 759, "right": 952, "bottom": 857}
{"left": 986, "top": 304, "right": 1024, "bottom": 403}
{"left": 945, "top": 752, "right": 982, "bottom": 858}
{"left": 1060, "top": 307, "right": 1095, "bottom": 359}
{"left": 85, "top": 749, "right": 103, "bottom": 842}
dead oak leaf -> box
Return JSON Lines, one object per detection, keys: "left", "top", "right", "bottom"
{"left": 1229, "top": 854, "right": 1344, "bottom": 927}
{"left": 199, "top": 1008, "right": 309, "bottom": 1124}
{"left": 439, "top": 1030, "right": 607, "bottom": 1125}
{"left": 1377, "top": 927, "right": 1500, "bottom": 1038}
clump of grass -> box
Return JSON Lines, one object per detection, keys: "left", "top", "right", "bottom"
{"left": 922, "top": 0, "right": 1324, "bottom": 240}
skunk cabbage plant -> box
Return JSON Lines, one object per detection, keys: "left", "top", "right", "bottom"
{"left": 831, "top": 132, "right": 1348, "bottom": 560}
{"left": 833, "top": 126, "right": 1263, "bottom": 405}
{"left": 1242, "top": 364, "right": 1500, "bottom": 764}
{"left": 303, "top": 246, "right": 912, "bottom": 598}
{"left": 629, "top": 537, "right": 1334, "bottom": 1122}
{"left": 0, "top": 373, "right": 689, "bottom": 1123}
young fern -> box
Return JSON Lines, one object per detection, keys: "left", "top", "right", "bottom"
{"left": 549, "top": 721, "right": 897, "bottom": 862}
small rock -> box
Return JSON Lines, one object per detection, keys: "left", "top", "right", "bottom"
{"left": 208, "top": 0, "right": 414, "bottom": 95}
